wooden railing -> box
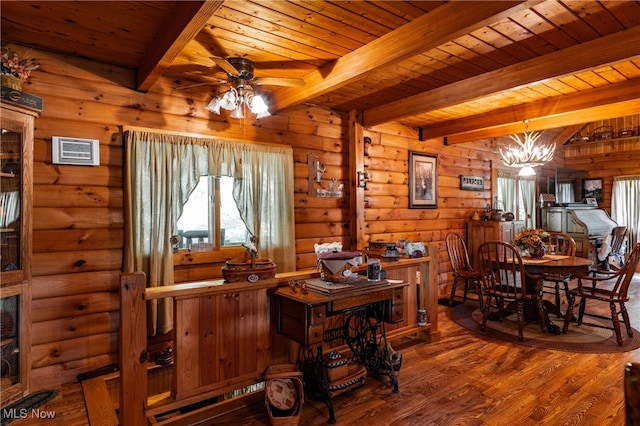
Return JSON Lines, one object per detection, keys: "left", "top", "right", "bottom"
{"left": 119, "top": 246, "right": 439, "bottom": 425}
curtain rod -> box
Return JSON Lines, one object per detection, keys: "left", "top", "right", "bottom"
{"left": 120, "top": 125, "right": 290, "bottom": 149}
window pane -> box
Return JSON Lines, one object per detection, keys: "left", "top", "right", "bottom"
{"left": 177, "top": 176, "right": 210, "bottom": 249}
{"left": 219, "top": 177, "right": 247, "bottom": 246}
{"left": 177, "top": 176, "right": 247, "bottom": 249}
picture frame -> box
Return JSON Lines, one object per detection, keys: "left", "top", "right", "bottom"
{"left": 583, "top": 178, "right": 603, "bottom": 201}
{"left": 409, "top": 151, "right": 438, "bottom": 208}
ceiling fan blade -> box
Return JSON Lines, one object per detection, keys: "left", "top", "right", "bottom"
{"left": 174, "top": 81, "right": 216, "bottom": 90}
{"left": 210, "top": 56, "right": 240, "bottom": 76}
{"left": 253, "top": 76, "right": 306, "bottom": 87}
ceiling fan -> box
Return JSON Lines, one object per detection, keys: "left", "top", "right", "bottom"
{"left": 188, "top": 57, "right": 306, "bottom": 119}
{"left": 175, "top": 56, "right": 306, "bottom": 90}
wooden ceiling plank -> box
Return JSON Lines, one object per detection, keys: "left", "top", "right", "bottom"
{"left": 507, "top": 6, "right": 577, "bottom": 50}
{"left": 532, "top": 1, "right": 601, "bottom": 41}
{"left": 249, "top": 1, "right": 378, "bottom": 47}
{"left": 601, "top": 0, "right": 640, "bottom": 28}
{"left": 364, "top": 26, "right": 640, "bottom": 127}
{"left": 210, "top": 6, "right": 353, "bottom": 59}
{"left": 563, "top": 1, "right": 625, "bottom": 36}
{"left": 136, "top": 1, "right": 224, "bottom": 92}
{"left": 222, "top": 1, "right": 373, "bottom": 51}
{"left": 419, "top": 78, "right": 640, "bottom": 140}
{"left": 270, "top": 1, "right": 531, "bottom": 113}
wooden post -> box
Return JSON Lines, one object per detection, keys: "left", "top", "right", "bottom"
{"left": 120, "top": 272, "right": 148, "bottom": 425}
{"left": 419, "top": 245, "right": 441, "bottom": 342}
{"left": 349, "top": 109, "right": 366, "bottom": 251}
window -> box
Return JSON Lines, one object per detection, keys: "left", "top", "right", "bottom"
{"left": 177, "top": 176, "right": 248, "bottom": 249}
{"left": 495, "top": 169, "right": 536, "bottom": 228}
{"left": 612, "top": 175, "right": 640, "bottom": 248}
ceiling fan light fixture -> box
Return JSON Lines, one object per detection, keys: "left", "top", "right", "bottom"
{"left": 249, "top": 94, "right": 269, "bottom": 115}
{"left": 230, "top": 105, "right": 244, "bottom": 119}
{"left": 219, "top": 88, "right": 238, "bottom": 111}
{"left": 206, "top": 97, "right": 222, "bottom": 115}
{"left": 500, "top": 120, "right": 555, "bottom": 170}
{"left": 207, "top": 83, "right": 270, "bottom": 119}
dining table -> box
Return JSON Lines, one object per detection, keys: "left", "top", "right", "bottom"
{"left": 519, "top": 254, "right": 593, "bottom": 334}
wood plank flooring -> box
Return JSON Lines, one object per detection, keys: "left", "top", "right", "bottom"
{"left": 9, "top": 274, "right": 640, "bottom": 426}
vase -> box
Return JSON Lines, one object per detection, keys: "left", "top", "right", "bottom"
{"left": 529, "top": 248, "right": 545, "bottom": 259}
{"left": 1, "top": 74, "right": 22, "bottom": 91}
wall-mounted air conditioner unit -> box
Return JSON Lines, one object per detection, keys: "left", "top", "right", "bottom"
{"left": 52, "top": 136, "right": 100, "bottom": 166}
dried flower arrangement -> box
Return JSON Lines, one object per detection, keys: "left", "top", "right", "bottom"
{"left": 514, "top": 228, "right": 550, "bottom": 254}
{"left": 1, "top": 44, "right": 39, "bottom": 83}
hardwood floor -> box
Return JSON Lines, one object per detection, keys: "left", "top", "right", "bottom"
{"left": 9, "top": 274, "right": 640, "bottom": 426}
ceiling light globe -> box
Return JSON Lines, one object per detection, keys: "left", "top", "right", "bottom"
{"left": 519, "top": 166, "right": 536, "bottom": 176}
{"left": 249, "top": 94, "right": 269, "bottom": 114}
{"left": 220, "top": 89, "right": 238, "bottom": 110}
{"left": 206, "top": 97, "right": 221, "bottom": 115}
{"left": 230, "top": 105, "right": 244, "bottom": 119}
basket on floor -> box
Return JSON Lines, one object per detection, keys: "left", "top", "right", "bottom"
{"left": 264, "top": 364, "right": 304, "bottom": 426}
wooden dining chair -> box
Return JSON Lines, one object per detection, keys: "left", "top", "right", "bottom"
{"left": 477, "top": 241, "right": 546, "bottom": 341}
{"left": 541, "top": 232, "right": 576, "bottom": 308}
{"left": 563, "top": 242, "right": 640, "bottom": 346}
{"left": 446, "top": 232, "right": 483, "bottom": 308}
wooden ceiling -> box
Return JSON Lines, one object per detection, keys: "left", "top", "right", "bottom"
{"left": 2, "top": 1, "right": 639, "bottom": 144}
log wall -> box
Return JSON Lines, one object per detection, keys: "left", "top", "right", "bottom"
{"left": 18, "top": 45, "right": 640, "bottom": 390}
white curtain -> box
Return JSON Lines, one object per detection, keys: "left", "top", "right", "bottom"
{"left": 612, "top": 175, "right": 640, "bottom": 249}
{"left": 519, "top": 177, "right": 536, "bottom": 228}
{"left": 124, "top": 130, "right": 295, "bottom": 335}
{"left": 233, "top": 144, "right": 296, "bottom": 272}
{"left": 556, "top": 181, "right": 575, "bottom": 203}
{"left": 497, "top": 170, "right": 516, "bottom": 213}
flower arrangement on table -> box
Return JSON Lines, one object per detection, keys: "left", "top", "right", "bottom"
{"left": 1, "top": 44, "right": 39, "bottom": 88}
{"left": 514, "top": 228, "right": 550, "bottom": 258}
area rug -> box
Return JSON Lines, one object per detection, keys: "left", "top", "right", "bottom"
{"left": 0, "top": 390, "right": 58, "bottom": 425}
{"left": 450, "top": 303, "right": 640, "bottom": 353}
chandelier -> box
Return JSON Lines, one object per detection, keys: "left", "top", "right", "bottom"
{"left": 206, "top": 82, "right": 270, "bottom": 119}
{"left": 499, "top": 120, "right": 555, "bottom": 176}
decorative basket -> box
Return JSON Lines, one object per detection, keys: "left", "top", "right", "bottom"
{"left": 316, "top": 252, "right": 359, "bottom": 283}
{"left": 264, "top": 364, "right": 304, "bottom": 426}
{"left": 0, "top": 358, "right": 13, "bottom": 390}
{"left": 591, "top": 126, "right": 613, "bottom": 141}
{"left": 323, "top": 351, "right": 349, "bottom": 382}
{"left": 0, "top": 310, "right": 14, "bottom": 339}
{"left": 617, "top": 128, "right": 636, "bottom": 138}
{"left": 0, "top": 74, "right": 23, "bottom": 91}
{"left": 222, "top": 258, "right": 276, "bottom": 283}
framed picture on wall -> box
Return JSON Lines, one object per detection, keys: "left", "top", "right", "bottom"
{"left": 583, "top": 178, "right": 603, "bottom": 201}
{"left": 409, "top": 151, "right": 438, "bottom": 208}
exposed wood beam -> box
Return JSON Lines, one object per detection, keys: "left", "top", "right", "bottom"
{"left": 364, "top": 26, "right": 640, "bottom": 127}
{"left": 269, "top": 1, "right": 531, "bottom": 113}
{"left": 551, "top": 125, "right": 585, "bottom": 146}
{"left": 419, "top": 79, "right": 640, "bottom": 140}
{"left": 136, "top": 1, "right": 223, "bottom": 92}
{"left": 433, "top": 99, "right": 640, "bottom": 145}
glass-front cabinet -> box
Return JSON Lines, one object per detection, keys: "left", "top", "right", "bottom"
{"left": 1, "top": 97, "right": 40, "bottom": 405}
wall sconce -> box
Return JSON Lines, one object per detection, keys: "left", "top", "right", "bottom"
{"left": 357, "top": 170, "right": 370, "bottom": 189}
